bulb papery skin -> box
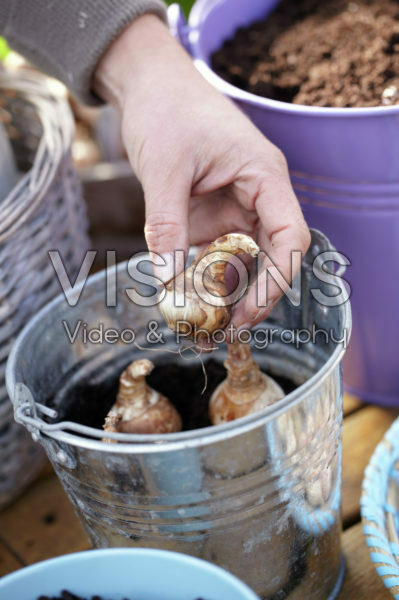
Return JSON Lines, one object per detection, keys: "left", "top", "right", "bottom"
{"left": 159, "top": 267, "right": 232, "bottom": 341}
{"left": 159, "top": 233, "right": 260, "bottom": 342}
{"left": 209, "top": 342, "right": 284, "bottom": 425}
{"left": 103, "top": 358, "right": 182, "bottom": 436}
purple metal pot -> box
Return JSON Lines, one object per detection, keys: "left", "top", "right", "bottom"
{"left": 168, "top": 0, "right": 399, "bottom": 406}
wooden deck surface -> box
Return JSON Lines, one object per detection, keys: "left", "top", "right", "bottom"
{"left": 0, "top": 393, "right": 397, "bottom": 599}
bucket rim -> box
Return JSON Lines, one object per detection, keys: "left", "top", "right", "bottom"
{"left": 6, "top": 254, "right": 352, "bottom": 454}
{"left": 187, "top": 0, "right": 399, "bottom": 118}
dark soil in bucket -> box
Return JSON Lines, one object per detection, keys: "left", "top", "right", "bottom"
{"left": 51, "top": 360, "right": 296, "bottom": 434}
{"left": 212, "top": 0, "right": 399, "bottom": 107}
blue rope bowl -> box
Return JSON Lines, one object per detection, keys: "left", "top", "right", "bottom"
{"left": 361, "top": 417, "right": 399, "bottom": 599}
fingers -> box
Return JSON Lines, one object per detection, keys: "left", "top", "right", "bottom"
{"left": 144, "top": 180, "right": 258, "bottom": 284}
{"left": 188, "top": 192, "right": 258, "bottom": 245}
{"left": 231, "top": 157, "right": 311, "bottom": 330}
{"left": 143, "top": 176, "right": 190, "bottom": 283}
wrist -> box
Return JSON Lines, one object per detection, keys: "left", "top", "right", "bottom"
{"left": 94, "top": 14, "right": 179, "bottom": 109}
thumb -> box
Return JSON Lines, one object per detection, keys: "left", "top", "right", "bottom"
{"left": 143, "top": 177, "right": 190, "bottom": 284}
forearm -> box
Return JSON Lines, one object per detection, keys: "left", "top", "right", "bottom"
{"left": 0, "top": 0, "right": 167, "bottom": 105}
{"left": 94, "top": 13, "right": 196, "bottom": 109}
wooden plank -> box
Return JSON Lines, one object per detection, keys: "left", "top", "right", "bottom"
{"left": 342, "top": 406, "right": 398, "bottom": 527}
{"left": 0, "top": 539, "right": 23, "bottom": 576}
{"left": 0, "top": 474, "right": 89, "bottom": 566}
{"left": 340, "top": 522, "right": 390, "bottom": 599}
{"left": 343, "top": 393, "right": 363, "bottom": 417}
{"left": 37, "top": 459, "right": 55, "bottom": 480}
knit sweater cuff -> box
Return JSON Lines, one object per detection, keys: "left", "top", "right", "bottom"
{"left": 0, "top": 0, "right": 168, "bottom": 105}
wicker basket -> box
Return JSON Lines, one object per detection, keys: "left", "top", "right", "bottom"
{"left": 0, "top": 70, "right": 89, "bottom": 508}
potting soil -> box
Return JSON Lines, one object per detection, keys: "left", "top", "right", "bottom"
{"left": 212, "top": 0, "right": 399, "bottom": 107}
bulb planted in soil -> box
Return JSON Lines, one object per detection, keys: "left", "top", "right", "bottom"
{"left": 103, "top": 358, "right": 182, "bottom": 437}
{"left": 209, "top": 341, "right": 284, "bottom": 424}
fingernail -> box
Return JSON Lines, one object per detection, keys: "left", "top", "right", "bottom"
{"left": 251, "top": 308, "right": 264, "bottom": 322}
{"left": 151, "top": 252, "right": 176, "bottom": 285}
{"left": 241, "top": 299, "right": 278, "bottom": 326}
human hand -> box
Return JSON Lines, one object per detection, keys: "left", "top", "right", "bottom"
{"left": 94, "top": 14, "right": 310, "bottom": 331}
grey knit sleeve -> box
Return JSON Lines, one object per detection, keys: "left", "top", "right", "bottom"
{"left": 0, "top": 0, "right": 168, "bottom": 105}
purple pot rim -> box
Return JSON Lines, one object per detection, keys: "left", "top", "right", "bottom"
{"left": 188, "top": 0, "right": 399, "bottom": 118}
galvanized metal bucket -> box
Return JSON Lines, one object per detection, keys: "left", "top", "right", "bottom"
{"left": 6, "top": 230, "right": 351, "bottom": 600}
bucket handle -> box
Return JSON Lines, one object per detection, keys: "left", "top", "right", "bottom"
{"left": 13, "top": 383, "right": 58, "bottom": 440}
{"left": 168, "top": 4, "right": 192, "bottom": 53}
{"left": 12, "top": 382, "right": 173, "bottom": 444}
